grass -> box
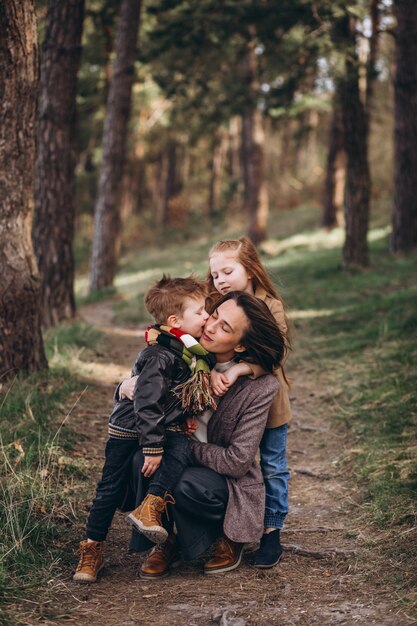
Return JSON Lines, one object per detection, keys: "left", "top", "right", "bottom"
{"left": 0, "top": 322, "right": 102, "bottom": 625}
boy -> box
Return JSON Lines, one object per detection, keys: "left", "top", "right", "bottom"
{"left": 73, "top": 275, "right": 214, "bottom": 583}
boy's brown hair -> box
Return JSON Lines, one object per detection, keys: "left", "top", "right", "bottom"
{"left": 145, "top": 274, "right": 207, "bottom": 324}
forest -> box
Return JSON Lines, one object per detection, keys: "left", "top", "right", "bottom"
{"left": 0, "top": 1, "right": 416, "bottom": 625}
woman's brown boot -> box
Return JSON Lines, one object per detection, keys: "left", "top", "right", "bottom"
{"left": 139, "top": 534, "right": 181, "bottom": 579}
{"left": 204, "top": 535, "right": 244, "bottom": 574}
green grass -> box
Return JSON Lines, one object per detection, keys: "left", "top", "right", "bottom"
{"left": 0, "top": 322, "right": 102, "bottom": 625}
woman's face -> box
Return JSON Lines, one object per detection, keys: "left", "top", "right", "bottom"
{"left": 200, "top": 299, "right": 248, "bottom": 362}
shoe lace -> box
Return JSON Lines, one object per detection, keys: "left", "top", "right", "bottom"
{"left": 77, "top": 544, "right": 100, "bottom": 571}
{"left": 212, "top": 536, "right": 231, "bottom": 557}
{"left": 147, "top": 492, "right": 176, "bottom": 523}
{"left": 150, "top": 536, "right": 176, "bottom": 559}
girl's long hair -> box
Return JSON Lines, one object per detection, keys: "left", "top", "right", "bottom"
{"left": 206, "top": 237, "right": 290, "bottom": 347}
{"left": 209, "top": 291, "right": 286, "bottom": 373}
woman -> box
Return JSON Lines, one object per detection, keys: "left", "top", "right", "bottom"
{"left": 121, "top": 292, "right": 285, "bottom": 578}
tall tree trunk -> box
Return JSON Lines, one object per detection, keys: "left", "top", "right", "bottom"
{"left": 163, "top": 137, "right": 186, "bottom": 226}
{"left": 0, "top": 0, "right": 48, "bottom": 381}
{"left": 279, "top": 117, "right": 292, "bottom": 177}
{"left": 89, "top": 0, "right": 142, "bottom": 292}
{"left": 322, "top": 94, "right": 345, "bottom": 229}
{"left": 33, "top": 0, "right": 84, "bottom": 329}
{"left": 241, "top": 43, "right": 268, "bottom": 245}
{"left": 208, "top": 129, "right": 227, "bottom": 218}
{"left": 228, "top": 116, "right": 241, "bottom": 181}
{"left": 391, "top": 0, "right": 417, "bottom": 252}
{"left": 339, "top": 16, "right": 371, "bottom": 268}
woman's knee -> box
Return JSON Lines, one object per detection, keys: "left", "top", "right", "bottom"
{"left": 173, "top": 467, "right": 228, "bottom": 513}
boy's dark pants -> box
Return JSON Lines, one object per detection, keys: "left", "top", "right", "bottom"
{"left": 86, "top": 432, "right": 192, "bottom": 541}
{"left": 148, "top": 431, "right": 192, "bottom": 497}
{"left": 86, "top": 438, "right": 139, "bottom": 542}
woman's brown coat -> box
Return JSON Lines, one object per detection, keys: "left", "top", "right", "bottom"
{"left": 190, "top": 374, "right": 279, "bottom": 543}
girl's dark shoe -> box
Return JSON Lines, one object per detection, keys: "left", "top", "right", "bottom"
{"left": 254, "top": 529, "right": 283, "bottom": 568}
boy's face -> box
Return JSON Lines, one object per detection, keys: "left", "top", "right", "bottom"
{"left": 172, "top": 296, "right": 209, "bottom": 338}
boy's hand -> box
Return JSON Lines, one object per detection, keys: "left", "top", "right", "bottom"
{"left": 183, "top": 417, "right": 198, "bottom": 435}
{"left": 119, "top": 375, "right": 139, "bottom": 400}
{"left": 142, "top": 455, "right": 162, "bottom": 477}
{"left": 210, "top": 369, "right": 231, "bottom": 397}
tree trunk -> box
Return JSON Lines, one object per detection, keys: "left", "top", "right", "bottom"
{"left": 228, "top": 116, "right": 241, "bottom": 181}
{"left": 339, "top": 16, "right": 371, "bottom": 268}
{"left": 0, "top": 0, "right": 48, "bottom": 380}
{"left": 322, "top": 94, "right": 345, "bottom": 229}
{"left": 33, "top": 0, "right": 84, "bottom": 329}
{"left": 241, "top": 43, "right": 268, "bottom": 245}
{"left": 89, "top": 0, "right": 142, "bottom": 292}
{"left": 391, "top": 0, "right": 417, "bottom": 252}
{"left": 208, "top": 129, "right": 227, "bottom": 218}
{"left": 163, "top": 138, "right": 187, "bottom": 226}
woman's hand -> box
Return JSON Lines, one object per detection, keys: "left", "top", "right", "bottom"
{"left": 210, "top": 370, "right": 231, "bottom": 397}
{"left": 142, "top": 455, "right": 162, "bottom": 477}
{"left": 119, "top": 375, "right": 139, "bottom": 400}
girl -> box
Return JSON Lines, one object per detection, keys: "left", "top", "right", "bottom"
{"left": 207, "top": 236, "right": 292, "bottom": 568}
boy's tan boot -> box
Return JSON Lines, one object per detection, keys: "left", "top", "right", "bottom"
{"left": 126, "top": 493, "right": 175, "bottom": 544}
{"left": 73, "top": 540, "right": 104, "bottom": 583}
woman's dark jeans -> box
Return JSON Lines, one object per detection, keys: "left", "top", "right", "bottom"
{"left": 128, "top": 449, "right": 229, "bottom": 560}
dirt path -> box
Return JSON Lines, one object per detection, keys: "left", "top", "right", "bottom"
{"left": 56, "top": 301, "right": 411, "bottom": 626}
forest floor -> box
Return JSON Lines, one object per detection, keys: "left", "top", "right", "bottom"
{"left": 46, "top": 298, "right": 415, "bottom": 626}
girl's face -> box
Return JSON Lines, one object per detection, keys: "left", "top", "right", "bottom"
{"left": 209, "top": 252, "right": 253, "bottom": 295}
{"left": 200, "top": 299, "right": 248, "bottom": 362}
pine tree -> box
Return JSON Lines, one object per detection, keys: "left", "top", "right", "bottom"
{"left": 0, "top": 0, "right": 48, "bottom": 380}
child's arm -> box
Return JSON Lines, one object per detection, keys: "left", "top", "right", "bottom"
{"left": 210, "top": 362, "right": 254, "bottom": 397}
{"left": 118, "top": 375, "right": 139, "bottom": 400}
{"left": 133, "top": 351, "right": 173, "bottom": 457}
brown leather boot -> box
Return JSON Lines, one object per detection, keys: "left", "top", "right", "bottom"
{"left": 126, "top": 493, "right": 175, "bottom": 544}
{"left": 73, "top": 540, "right": 104, "bottom": 583}
{"left": 140, "top": 534, "right": 181, "bottom": 580}
{"left": 204, "top": 535, "right": 244, "bottom": 575}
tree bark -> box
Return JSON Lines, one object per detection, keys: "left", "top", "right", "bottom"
{"left": 163, "top": 138, "right": 183, "bottom": 225}
{"left": 0, "top": 0, "right": 48, "bottom": 381}
{"left": 391, "top": 0, "right": 417, "bottom": 252}
{"left": 208, "top": 129, "right": 227, "bottom": 218}
{"left": 339, "top": 16, "right": 371, "bottom": 268}
{"left": 89, "top": 0, "right": 142, "bottom": 292}
{"left": 322, "top": 93, "right": 345, "bottom": 229}
{"left": 33, "top": 0, "right": 85, "bottom": 329}
{"left": 241, "top": 43, "right": 268, "bottom": 245}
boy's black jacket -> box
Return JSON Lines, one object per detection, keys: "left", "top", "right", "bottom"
{"left": 108, "top": 344, "right": 190, "bottom": 450}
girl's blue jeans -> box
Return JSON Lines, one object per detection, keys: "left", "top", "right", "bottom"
{"left": 260, "top": 423, "right": 290, "bottom": 529}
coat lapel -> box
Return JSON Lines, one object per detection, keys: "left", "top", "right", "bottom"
{"left": 207, "top": 378, "right": 248, "bottom": 441}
